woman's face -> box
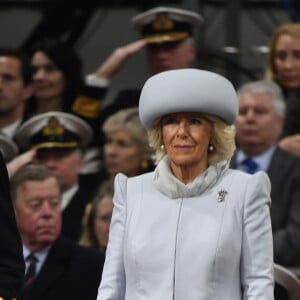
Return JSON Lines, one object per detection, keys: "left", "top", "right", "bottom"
{"left": 104, "top": 128, "right": 144, "bottom": 178}
{"left": 274, "top": 34, "right": 300, "bottom": 90}
{"left": 93, "top": 195, "right": 113, "bottom": 252}
{"left": 162, "top": 112, "right": 212, "bottom": 172}
{"left": 31, "top": 51, "right": 66, "bottom": 101}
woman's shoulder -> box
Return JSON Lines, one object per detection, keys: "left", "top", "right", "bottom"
{"left": 115, "top": 171, "right": 154, "bottom": 187}
{"left": 226, "top": 169, "right": 271, "bottom": 189}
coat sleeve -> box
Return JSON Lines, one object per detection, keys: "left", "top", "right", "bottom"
{"left": 0, "top": 152, "right": 25, "bottom": 299}
{"left": 240, "top": 171, "right": 274, "bottom": 300}
{"left": 97, "top": 173, "right": 127, "bottom": 300}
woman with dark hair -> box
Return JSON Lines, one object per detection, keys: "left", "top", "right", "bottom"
{"left": 27, "top": 38, "right": 84, "bottom": 114}
{"left": 25, "top": 38, "right": 108, "bottom": 153}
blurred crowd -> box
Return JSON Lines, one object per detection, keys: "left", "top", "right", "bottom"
{"left": 1, "top": 5, "right": 300, "bottom": 300}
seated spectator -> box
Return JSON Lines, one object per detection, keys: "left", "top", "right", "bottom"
{"left": 10, "top": 164, "right": 105, "bottom": 300}
{"left": 15, "top": 111, "right": 102, "bottom": 241}
{"left": 264, "top": 22, "right": 300, "bottom": 157}
{"left": 79, "top": 180, "right": 114, "bottom": 254}
{"left": 26, "top": 38, "right": 110, "bottom": 171}
{"left": 230, "top": 79, "right": 300, "bottom": 267}
{"left": 0, "top": 48, "right": 33, "bottom": 139}
{"left": 101, "top": 107, "right": 154, "bottom": 182}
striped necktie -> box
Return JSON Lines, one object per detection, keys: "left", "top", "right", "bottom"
{"left": 23, "top": 253, "right": 38, "bottom": 287}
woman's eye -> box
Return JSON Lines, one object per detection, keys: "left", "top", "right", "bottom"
{"left": 293, "top": 50, "right": 300, "bottom": 59}
{"left": 190, "top": 118, "right": 201, "bottom": 125}
{"left": 164, "top": 117, "right": 177, "bottom": 124}
{"left": 275, "top": 51, "right": 287, "bottom": 60}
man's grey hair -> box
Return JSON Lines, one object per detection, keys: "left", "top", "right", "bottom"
{"left": 237, "top": 80, "right": 286, "bottom": 117}
{"left": 10, "top": 164, "right": 61, "bottom": 203}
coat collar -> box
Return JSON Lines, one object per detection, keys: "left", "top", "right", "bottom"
{"left": 153, "top": 155, "right": 229, "bottom": 199}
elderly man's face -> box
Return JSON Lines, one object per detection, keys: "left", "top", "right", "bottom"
{"left": 146, "top": 39, "right": 196, "bottom": 74}
{"left": 14, "top": 177, "right": 62, "bottom": 252}
{"left": 235, "top": 92, "right": 284, "bottom": 156}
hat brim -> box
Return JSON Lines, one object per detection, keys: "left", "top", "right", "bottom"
{"left": 144, "top": 32, "right": 189, "bottom": 43}
{"left": 33, "top": 142, "right": 80, "bottom": 150}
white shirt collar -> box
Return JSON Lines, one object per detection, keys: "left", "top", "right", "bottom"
{"left": 61, "top": 184, "right": 79, "bottom": 211}
{"left": 1, "top": 119, "right": 22, "bottom": 138}
{"left": 236, "top": 145, "right": 276, "bottom": 172}
{"left": 23, "top": 244, "right": 51, "bottom": 275}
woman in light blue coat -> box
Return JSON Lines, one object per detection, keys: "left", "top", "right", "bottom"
{"left": 97, "top": 69, "right": 274, "bottom": 300}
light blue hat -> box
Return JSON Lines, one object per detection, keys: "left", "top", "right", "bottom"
{"left": 139, "top": 68, "right": 238, "bottom": 129}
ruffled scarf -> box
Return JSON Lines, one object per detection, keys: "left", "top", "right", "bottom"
{"left": 153, "top": 156, "right": 229, "bottom": 199}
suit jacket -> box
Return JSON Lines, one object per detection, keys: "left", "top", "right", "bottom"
{"left": 0, "top": 152, "right": 25, "bottom": 299}
{"left": 98, "top": 167, "right": 274, "bottom": 300}
{"left": 62, "top": 172, "right": 103, "bottom": 241}
{"left": 230, "top": 146, "right": 300, "bottom": 266}
{"left": 20, "top": 236, "right": 105, "bottom": 300}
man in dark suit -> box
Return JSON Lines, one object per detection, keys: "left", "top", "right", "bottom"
{"left": 230, "top": 79, "right": 300, "bottom": 267}
{"left": 10, "top": 163, "right": 104, "bottom": 300}
{"left": 0, "top": 151, "right": 24, "bottom": 300}
{"left": 15, "top": 111, "right": 103, "bottom": 241}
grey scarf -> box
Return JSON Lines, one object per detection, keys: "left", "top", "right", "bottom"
{"left": 153, "top": 156, "right": 229, "bottom": 199}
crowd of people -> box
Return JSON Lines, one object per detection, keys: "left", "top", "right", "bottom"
{"left": 0, "top": 4, "right": 300, "bottom": 300}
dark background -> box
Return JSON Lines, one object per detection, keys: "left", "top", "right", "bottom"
{"left": 0, "top": 0, "right": 298, "bottom": 102}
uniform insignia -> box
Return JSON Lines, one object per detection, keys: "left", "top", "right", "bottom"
{"left": 217, "top": 189, "right": 228, "bottom": 202}
{"left": 152, "top": 14, "right": 174, "bottom": 31}
{"left": 42, "top": 117, "right": 65, "bottom": 137}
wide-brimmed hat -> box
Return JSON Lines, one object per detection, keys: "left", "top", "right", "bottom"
{"left": 131, "top": 6, "right": 203, "bottom": 43}
{"left": 15, "top": 111, "right": 93, "bottom": 151}
{"left": 0, "top": 135, "right": 19, "bottom": 162}
{"left": 139, "top": 68, "right": 238, "bottom": 129}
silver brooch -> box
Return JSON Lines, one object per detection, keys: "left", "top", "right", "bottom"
{"left": 217, "top": 189, "right": 228, "bottom": 202}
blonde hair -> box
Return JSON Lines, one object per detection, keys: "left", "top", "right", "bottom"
{"left": 265, "top": 22, "right": 300, "bottom": 82}
{"left": 102, "top": 107, "right": 152, "bottom": 158}
{"left": 79, "top": 180, "right": 114, "bottom": 250}
{"left": 148, "top": 114, "right": 236, "bottom": 164}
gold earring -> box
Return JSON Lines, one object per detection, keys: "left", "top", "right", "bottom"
{"left": 141, "top": 159, "right": 149, "bottom": 170}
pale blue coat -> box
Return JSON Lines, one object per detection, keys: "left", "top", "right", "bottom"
{"left": 97, "top": 160, "right": 274, "bottom": 300}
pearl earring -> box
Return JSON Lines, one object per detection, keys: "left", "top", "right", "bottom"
{"left": 160, "top": 145, "right": 165, "bottom": 150}
{"left": 209, "top": 144, "right": 214, "bottom": 152}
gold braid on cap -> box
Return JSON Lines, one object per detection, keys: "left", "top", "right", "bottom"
{"left": 152, "top": 14, "right": 174, "bottom": 31}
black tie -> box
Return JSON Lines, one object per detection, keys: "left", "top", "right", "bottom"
{"left": 23, "top": 253, "right": 38, "bottom": 287}
{"left": 242, "top": 158, "right": 258, "bottom": 174}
